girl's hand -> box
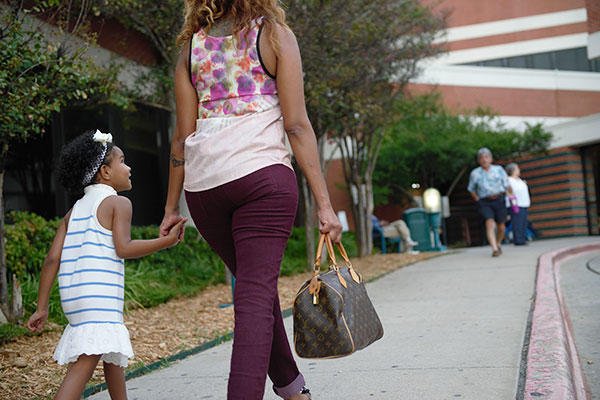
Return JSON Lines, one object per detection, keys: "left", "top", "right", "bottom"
{"left": 160, "top": 211, "right": 183, "bottom": 239}
{"left": 318, "top": 206, "right": 343, "bottom": 243}
{"left": 27, "top": 309, "right": 48, "bottom": 333}
{"left": 166, "top": 218, "right": 188, "bottom": 246}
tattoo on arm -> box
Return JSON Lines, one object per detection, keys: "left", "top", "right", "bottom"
{"left": 170, "top": 154, "right": 185, "bottom": 168}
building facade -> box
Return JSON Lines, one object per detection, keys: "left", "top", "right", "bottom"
{"left": 415, "top": 0, "right": 600, "bottom": 243}
{"left": 326, "top": 0, "right": 600, "bottom": 243}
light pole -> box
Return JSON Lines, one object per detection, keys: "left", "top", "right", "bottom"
{"left": 423, "top": 188, "right": 446, "bottom": 251}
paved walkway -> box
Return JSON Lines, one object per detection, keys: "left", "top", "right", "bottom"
{"left": 561, "top": 250, "right": 600, "bottom": 399}
{"left": 88, "top": 237, "right": 599, "bottom": 400}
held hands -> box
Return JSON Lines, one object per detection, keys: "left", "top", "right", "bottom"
{"left": 160, "top": 211, "right": 184, "bottom": 240}
{"left": 317, "top": 205, "right": 343, "bottom": 243}
{"left": 166, "top": 218, "right": 188, "bottom": 246}
{"left": 27, "top": 309, "right": 48, "bottom": 333}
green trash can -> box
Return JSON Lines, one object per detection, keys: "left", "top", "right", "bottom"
{"left": 403, "top": 208, "right": 432, "bottom": 251}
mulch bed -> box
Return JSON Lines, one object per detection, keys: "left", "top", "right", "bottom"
{"left": 0, "top": 251, "right": 439, "bottom": 399}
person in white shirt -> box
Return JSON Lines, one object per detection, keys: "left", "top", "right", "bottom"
{"left": 505, "top": 163, "right": 531, "bottom": 245}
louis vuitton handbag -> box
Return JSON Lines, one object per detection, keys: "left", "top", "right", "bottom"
{"left": 293, "top": 233, "right": 384, "bottom": 358}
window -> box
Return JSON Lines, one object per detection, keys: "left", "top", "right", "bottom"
{"left": 463, "top": 47, "right": 600, "bottom": 72}
{"left": 5, "top": 103, "right": 171, "bottom": 225}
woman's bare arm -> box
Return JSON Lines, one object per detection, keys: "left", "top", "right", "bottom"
{"left": 263, "top": 23, "right": 342, "bottom": 242}
{"left": 161, "top": 40, "right": 198, "bottom": 236}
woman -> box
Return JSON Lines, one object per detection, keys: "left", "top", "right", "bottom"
{"left": 505, "top": 163, "right": 531, "bottom": 245}
{"left": 159, "top": 1, "right": 342, "bottom": 399}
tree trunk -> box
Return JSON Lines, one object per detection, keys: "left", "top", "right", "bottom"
{"left": 0, "top": 150, "right": 10, "bottom": 321}
{"left": 364, "top": 174, "right": 375, "bottom": 255}
{"left": 11, "top": 274, "right": 22, "bottom": 321}
{"left": 351, "top": 182, "right": 372, "bottom": 257}
{"left": 301, "top": 174, "right": 316, "bottom": 270}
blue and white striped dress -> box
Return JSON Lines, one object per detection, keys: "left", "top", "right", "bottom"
{"left": 53, "top": 183, "right": 133, "bottom": 367}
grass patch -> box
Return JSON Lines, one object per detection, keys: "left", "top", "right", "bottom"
{"left": 0, "top": 323, "right": 31, "bottom": 345}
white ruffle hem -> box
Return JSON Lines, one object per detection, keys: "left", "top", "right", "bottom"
{"left": 53, "top": 323, "right": 133, "bottom": 367}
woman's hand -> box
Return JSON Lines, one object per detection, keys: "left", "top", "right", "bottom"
{"left": 27, "top": 309, "right": 48, "bottom": 333}
{"left": 318, "top": 206, "right": 343, "bottom": 243}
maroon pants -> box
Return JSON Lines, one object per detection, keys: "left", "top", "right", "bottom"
{"left": 185, "top": 164, "right": 304, "bottom": 400}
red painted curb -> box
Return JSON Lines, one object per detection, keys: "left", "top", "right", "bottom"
{"left": 524, "top": 243, "right": 600, "bottom": 400}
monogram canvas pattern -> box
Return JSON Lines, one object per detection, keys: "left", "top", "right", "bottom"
{"left": 294, "top": 281, "right": 354, "bottom": 358}
{"left": 293, "top": 267, "right": 384, "bottom": 359}
{"left": 338, "top": 268, "right": 384, "bottom": 350}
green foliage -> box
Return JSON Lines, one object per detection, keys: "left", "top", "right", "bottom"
{"left": 373, "top": 94, "right": 553, "bottom": 205}
{"left": 286, "top": 0, "right": 445, "bottom": 256}
{"left": 0, "top": 1, "right": 132, "bottom": 320}
{"left": 21, "top": 275, "right": 66, "bottom": 325}
{"left": 0, "top": 12, "right": 126, "bottom": 156}
{"left": 5, "top": 212, "right": 61, "bottom": 280}
{"left": 124, "top": 227, "right": 226, "bottom": 309}
{"left": 287, "top": 0, "right": 443, "bottom": 139}
{"left": 101, "top": 1, "right": 183, "bottom": 106}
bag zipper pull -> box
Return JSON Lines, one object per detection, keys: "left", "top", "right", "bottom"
{"left": 334, "top": 265, "right": 348, "bottom": 288}
{"left": 348, "top": 266, "right": 361, "bottom": 283}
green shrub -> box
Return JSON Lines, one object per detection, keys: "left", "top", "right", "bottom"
{"left": 5, "top": 211, "right": 61, "bottom": 280}
{"left": 124, "top": 227, "right": 225, "bottom": 309}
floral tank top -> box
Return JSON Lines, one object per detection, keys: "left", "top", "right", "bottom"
{"left": 189, "top": 19, "right": 279, "bottom": 118}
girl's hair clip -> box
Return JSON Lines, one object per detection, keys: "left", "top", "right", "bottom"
{"left": 93, "top": 129, "right": 113, "bottom": 146}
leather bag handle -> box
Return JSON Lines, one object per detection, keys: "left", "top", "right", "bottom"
{"left": 309, "top": 233, "right": 361, "bottom": 303}
{"left": 313, "top": 233, "right": 327, "bottom": 273}
{"left": 324, "top": 234, "right": 361, "bottom": 284}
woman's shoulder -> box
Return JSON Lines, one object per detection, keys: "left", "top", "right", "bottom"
{"left": 261, "top": 19, "right": 296, "bottom": 44}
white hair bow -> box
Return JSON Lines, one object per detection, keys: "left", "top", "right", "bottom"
{"left": 93, "top": 129, "right": 113, "bottom": 146}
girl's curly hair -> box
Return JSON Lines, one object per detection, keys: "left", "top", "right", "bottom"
{"left": 56, "top": 130, "right": 114, "bottom": 196}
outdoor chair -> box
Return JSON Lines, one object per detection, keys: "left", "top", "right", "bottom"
{"left": 372, "top": 224, "right": 402, "bottom": 254}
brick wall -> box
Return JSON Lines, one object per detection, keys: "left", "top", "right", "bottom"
{"left": 586, "top": 0, "right": 600, "bottom": 34}
{"left": 513, "top": 147, "right": 589, "bottom": 237}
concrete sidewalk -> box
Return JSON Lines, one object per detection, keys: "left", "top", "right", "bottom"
{"left": 87, "top": 237, "right": 599, "bottom": 400}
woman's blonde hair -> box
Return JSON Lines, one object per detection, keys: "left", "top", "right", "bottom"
{"left": 177, "top": 0, "right": 288, "bottom": 55}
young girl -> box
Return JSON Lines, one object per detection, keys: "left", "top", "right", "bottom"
{"left": 27, "top": 129, "right": 186, "bottom": 400}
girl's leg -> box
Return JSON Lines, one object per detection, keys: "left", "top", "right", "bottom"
{"left": 104, "top": 362, "right": 127, "bottom": 400}
{"left": 55, "top": 354, "right": 101, "bottom": 400}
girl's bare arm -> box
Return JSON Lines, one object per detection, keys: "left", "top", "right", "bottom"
{"left": 27, "top": 211, "right": 70, "bottom": 332}
{"left": 111, "top": 196, "right": 186, "bottom": 259}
